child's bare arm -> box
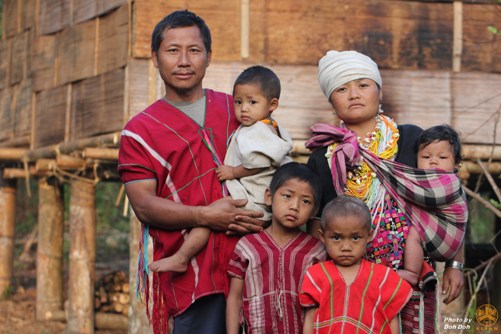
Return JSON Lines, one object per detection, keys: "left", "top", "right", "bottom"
{"left": 226, "top": 277, "right": 244, "bottom": 334}
{"left": 389, "top": 315, "right": 400, "bottom": 334}
{"left": 303, "top": 307, "right": 316, "bottom": 334}
{"left": 216, "top": 164, "right": 266, "bottom": 181}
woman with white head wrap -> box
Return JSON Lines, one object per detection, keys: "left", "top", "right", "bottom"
{"left": 304, "top": 51, "right": 466, "bottom": 334}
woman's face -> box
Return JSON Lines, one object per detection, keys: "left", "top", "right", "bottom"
{"left": 329, "top": 78, "right": 382, "bottom": 128}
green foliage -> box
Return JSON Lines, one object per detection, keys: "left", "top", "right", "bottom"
{"left": 487, "top": 26, "right": 500, "bottom": 35}
{"left": 468, "top": 193, "right": 496, "bottom": 244}
{"left": 1, "top": 284, "right": 15, "bottom": 300}
{"left": 14, "top": 180, "right": 129, "bottom": 266}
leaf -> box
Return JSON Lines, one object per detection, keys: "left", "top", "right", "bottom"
{"left": 487, "top": 26, "right": 499, "bottom": 35}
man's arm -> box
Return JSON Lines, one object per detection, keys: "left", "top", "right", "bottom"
{"left": 125, "top": 179, "right": 266, "bottom": 233}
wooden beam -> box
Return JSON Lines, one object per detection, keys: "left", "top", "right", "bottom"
{"left": 82, "top": 147, "right": 118, "bottom": 161}
{"left": 36, "top": 177, "right": 64, "bottom": 320}
{"left": 0, "top": 177, "right": 16, "bottom": 295}
{"left": 0, "top": 136, "right": 30, "bottom": 148}
{"left": 3, "top": 166, "right": 36, "bottom": 179}
{"left": 26, "top": 132, "right": 121, "bottom": 162}
{"left": 67, "top": 179, "right": 96, "bottom": 334}
{"left": 0, "top": 148, "right": 28, "bottom": 161}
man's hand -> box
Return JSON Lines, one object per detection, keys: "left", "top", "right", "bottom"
{"left": 216, "top": 165, "right": 235, "bottom": 181}
{"left": 200, "top": 197, "right": 266, "bottom": 234}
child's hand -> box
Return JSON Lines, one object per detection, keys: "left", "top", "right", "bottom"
{"left": 216, "top": 165, "right": 235, "bottom": 181}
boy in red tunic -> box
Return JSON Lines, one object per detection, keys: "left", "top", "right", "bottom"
{"left": 118, "top": 10, "right": 264, "bottom": 334}
{"left": 300, "top": 196, "right": 412, "bottom": 334}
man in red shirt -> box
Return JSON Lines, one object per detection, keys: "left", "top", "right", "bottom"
{"left": 118, "top": 10, "right": 264, "bottom": 334}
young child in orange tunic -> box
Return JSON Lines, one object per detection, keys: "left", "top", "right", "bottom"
{"left": 300, "top": 196, "right": 412, "bottom": 334}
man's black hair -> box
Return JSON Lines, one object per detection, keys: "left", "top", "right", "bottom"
{"left": 151, "top": 10, "right": 212, "bottom": 54}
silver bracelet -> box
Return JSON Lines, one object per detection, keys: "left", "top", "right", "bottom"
{"left": 445, "top": 260, "right": 464, "bottom": 271}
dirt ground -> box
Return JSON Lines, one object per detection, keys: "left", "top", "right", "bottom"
{"left": 0, "top": 265, "right": 129, "bottom": 334}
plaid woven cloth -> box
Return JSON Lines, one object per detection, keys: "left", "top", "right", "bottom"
{"left": 306, "top": 123, "right": 468, "bottom": 261}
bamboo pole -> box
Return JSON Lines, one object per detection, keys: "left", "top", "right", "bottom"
{"left": 82, "top": 148, "right": 118, "bottom": 161}
{"left": 0, "top": 148, "right": 28, "bottom": 161}
{"left": 3, "top": 166, "right": 37, "bottom": 179}
{"left": 452, "top": 0, "right": 463, "bottom": 72}
{"left": 36, "top": 177, "right": 64, "bottom": 320}
{"left": 0, "top": 176, "right": 16, "bottom": 295}
{"left": 95, "top": 312, "right": 128, "bottom": 330}
{"left": 66, "top": 179, "right": 96, "bottom": 334}
{"left": 461, "top": 145, "right": 501, "bottom": 161}
{"left": 0, "top": 136, "right": 30, "bottom": 148}
{"left": 26, "top": 132, "right": 121, "bottom": 162}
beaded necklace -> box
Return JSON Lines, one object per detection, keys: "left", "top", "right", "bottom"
{"left": 329, "top": 115, "right": 399, "bottom": 201}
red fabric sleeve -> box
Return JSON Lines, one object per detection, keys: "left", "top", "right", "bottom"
{"left": 227, "top": 240, "right": 249, "bottom": 279}
{"left": 118, "top": 130, "right": 157, "bottom": 184}
{"left": 299, "top": 265, "right": 321, "bottom": 308}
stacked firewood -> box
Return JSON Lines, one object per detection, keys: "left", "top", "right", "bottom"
{"left": 95, "top": 271, "right": 130, "bottom": 316}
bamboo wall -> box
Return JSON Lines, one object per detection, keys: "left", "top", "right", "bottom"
{"left": 0, "top": 0, "right": 500, "bottom": 329}
{"left": 1, "top": 0, "right": 501, "bottom": 151}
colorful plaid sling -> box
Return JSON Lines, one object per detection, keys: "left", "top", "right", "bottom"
{"left": 306, "top": 123, "right": 468, "bottom": 261}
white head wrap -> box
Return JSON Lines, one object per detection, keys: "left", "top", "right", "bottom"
{"left": 318, "top": 50, "right": 382, "bottom": 100}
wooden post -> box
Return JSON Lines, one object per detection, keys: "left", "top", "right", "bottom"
{"left": 128, "top": 210, "right": 152, "bottom": 334}
{"left": 36, "top": 177, "right": 65, "bottom": 320}
{"left": 0, "top": 175, "right": 16, "bottom": 295}
{"left": 66, "top": 179, "right": 96, "bottom": 334}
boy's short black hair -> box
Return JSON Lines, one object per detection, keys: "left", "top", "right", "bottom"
{"left": 151, "top": 10, "right": 212, "bottom": 54}
{"left": 320, "top": 196, "right": 371, "bottom": 231}
{"left": 233, "top": 65, "right": 281, "bottom": 101}
{"left": 268, "top": 162, "right": 322, "bottom": 214}
{"left": 416, "top": 124, "right": 462, "bottom": 164}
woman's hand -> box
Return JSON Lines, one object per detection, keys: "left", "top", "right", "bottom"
{"left": 442, "top": 267, "right": 464, "bottom": 304}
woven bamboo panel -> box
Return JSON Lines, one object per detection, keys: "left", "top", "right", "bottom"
{"left": 73, "top": 0, "right": 129, "bottom": 23}
{"left": 452, "top": 72, "right": 501, "bottom": 145}
{"left": 130, "top": 0, "right": 501, "bottom": 73}
{"left": 34, "top": 86, "right": 67, "bottom": 148}
{"left": 462, "top": 4, "right": 501, "bottom": 73}
{"left": 4, "top": 0, "right": 18, "bottom": 38}
{"left": 73, "top": 0, "right": 98, "bottom": 24}
{"left": 21, "top": 0, "right": 37, "bottom": 31}
{"left": 58, "top": 19, "right": 96, "bottom": 85}
{"left": 131, "top": 0, "right": 168, "bottom": 59}
{"left": 31, "top": 34, "right": 57, "bottom": 92}
{"left": 131, "top": 0, "right": 241, "bottom": 61}
{"left": 127, "top": 59, "right": 152, "bottom": 119}
{"left": 40, "top": 0, "right": 71, "bottom": 35}
{"left": 0, "top": 40, "right": 9, "bottom": 90}
{"left": 9, "top": 30, "right": 29, "bottom": 86}
{"left": 70, "top": 68, "right": 125, "bottom": 140}
{"left": 97, "top": 0, "right": 128, "bottom": 16}
{"left": 382, "top": 70, "right": 452, "bottom": 128}
{"left": 0, "top": 88, "right": 14, "bottom": 142}
{"left": 97, "top": 4, "right": 129, "bottom": 75}
{"left": 13, "top": 80, "right": 32, "bottom": 138}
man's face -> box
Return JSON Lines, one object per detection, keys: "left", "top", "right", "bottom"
{"left": 152, "top": 25, "right": 211, "bottom": 102}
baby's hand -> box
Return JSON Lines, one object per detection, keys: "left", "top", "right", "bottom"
{"left": 216, "top": 165, "right": 234, "bottom": 181}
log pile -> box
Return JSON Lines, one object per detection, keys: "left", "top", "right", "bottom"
{"left": 94, "top": 271, "right": 130, "bottom": 316}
